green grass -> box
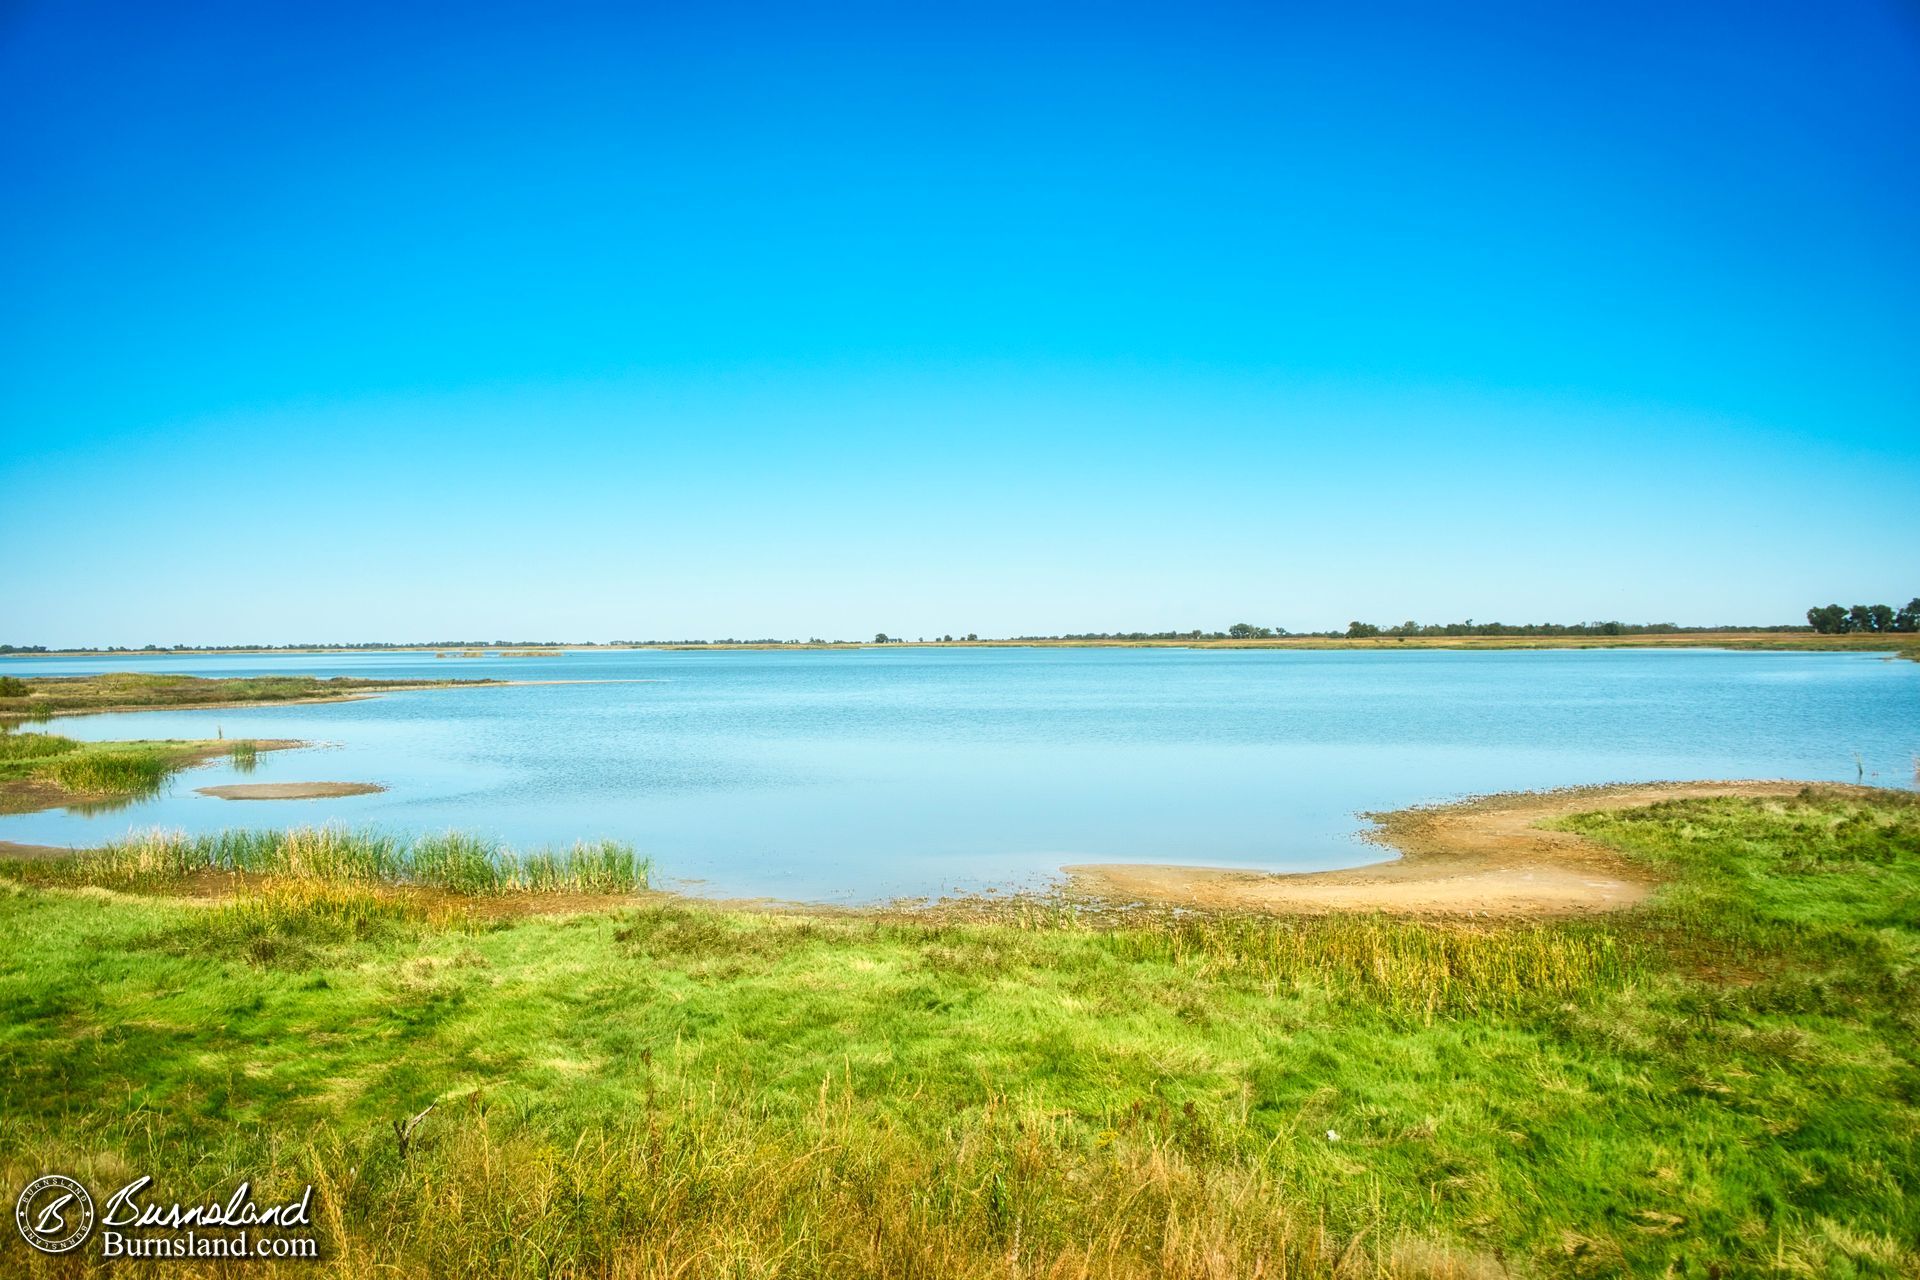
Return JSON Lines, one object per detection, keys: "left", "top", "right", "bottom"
{"left": 0, "top": 732, "right": 284, "bottom": 812}
{"left": 0, "top": 729, "right": 77, "bottom": 766}
{"left": 1, "top": 790, "right": 1916, "bottom": 1276}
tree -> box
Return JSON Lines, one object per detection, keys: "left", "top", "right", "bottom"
{"left": 1346, "top": 621, "right": 1381, "bottom": 638}
{"left": 1849, "top": 605, "right": 1877, "bottom": 633}
{"left": 1867, "top": 604, "right": 1895, "bottom": 633}
{"left": 1896, "top": 600, "right": 1920, "bottom": 634}
{"left": 1227, "top": 623, "right": 1273, "bottom": 639}
{"left": 1807, "top": 604, "right": 1849, "bottom": 634}
{"left": 874, "top": 633, "right": 890, "bottom": 644}
{"left": 965, "top": 633, "right": 978, "bottom": 642}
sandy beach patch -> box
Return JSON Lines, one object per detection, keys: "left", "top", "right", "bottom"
{"left": 1065, "top": 780, "right": 1858, "bottom": 918}
{"left": 196, "top": 781, "right": 386, "bottom": 800}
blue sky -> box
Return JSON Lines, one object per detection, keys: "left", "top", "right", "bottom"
{"left": 3, "top": 1, "right": 1916, "bottom": 645}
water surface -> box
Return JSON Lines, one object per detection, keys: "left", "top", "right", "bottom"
{"left": 3, "top": 648, "right": 1916, "bottom": 901}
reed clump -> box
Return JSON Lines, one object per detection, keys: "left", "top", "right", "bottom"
{"left": 0, "top": 730, "right": 77, "bottom": 765}
{"left": 43, "top": 747, "right": 174, "bottom": 795}
{"left": 42, "top": 827, "right": 651, "bottom": 895}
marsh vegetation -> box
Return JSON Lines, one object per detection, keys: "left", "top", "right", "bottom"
{"left": 0, "top": 731, "right": 285, "bottom": 813}
{"left": 16, "top": 826, "right": 650, "bottom": 896}
{"left": 0, "top": 672, "right": 497, "bottom": 721}
{"left": 1, "top": 789, "right": 1915, "bottom": 1276}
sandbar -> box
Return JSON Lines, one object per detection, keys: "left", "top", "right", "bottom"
{"left": 1065, "top": 780, "right": 1859, "bottom": 918}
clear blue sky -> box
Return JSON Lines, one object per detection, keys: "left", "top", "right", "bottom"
{"left": 4, "top": 1, "right": 1916, "bottom": 645}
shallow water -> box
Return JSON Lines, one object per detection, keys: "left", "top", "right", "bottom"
{"left": 3, "top": 647, "right": 1916, "bottom": 902}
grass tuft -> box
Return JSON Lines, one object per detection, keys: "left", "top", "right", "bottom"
{"left": 43, "top": 749, "right": 173, "bottom": 795}
{"left": 0, "top": 730, "right": 77, "bottom": 764}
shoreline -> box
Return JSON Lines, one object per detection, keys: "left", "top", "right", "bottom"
{"left": 3, "top": 632, "right": 1916, "bottom": 658}
{"left": 7, "top": 775, "right": 1892, "bottom": 919}
{"left": 0, "top": 738, "right": 307, "bottom": 822}
{"left": 1064, "top": 780, "right": 1874, "bottom": 917}
{"left": 2, "top": 677, "right": 656, "bottom": 721}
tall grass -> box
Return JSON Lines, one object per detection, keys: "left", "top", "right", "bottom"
{"left": 2, "top": 734, "right": 283, "bottom": 808}
{"left": 1098, "top": 912, "right": 1632, "bottom": 1016}
{"left": 0, "top": 730, "right": 76, "bottom": 765}
{"left": 51, "top": 827, "right": 651, "bottom": 895}
{"left": 43, "top": 748, "right": 172, "bottom": 795}
{"left": 293, "top": 1086, "right": 1443, "bottom": 1280}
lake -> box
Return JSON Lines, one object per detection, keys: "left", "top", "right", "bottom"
{"left": 3, "top": 647, "right": 1916, "bottom": 902}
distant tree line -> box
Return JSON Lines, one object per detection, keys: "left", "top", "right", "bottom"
{"left": 1806, "top": 599, "right": 1920, "bottom": 634}
{"left": 1344, "top": 619, "right": 1688, "bottom": 639}
{"left": 14, "top": 611, "right": 1918, "bottom": 652}
{"left": 1020, "top": 621, "right": 1731, "bottom": 641}
{"left": 1008, "top": 629, "right": 1278, "bottom": 642}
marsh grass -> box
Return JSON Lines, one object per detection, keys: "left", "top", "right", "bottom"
{"left": 0, "top": 729, "right": 76, "bottom": 765}
{"left": 292, "top": 1088, "right": 1418, "bottom": 1280}
{"left": 176, "top": 878, "right": 446, "bottom": 968}
{"left": 2, "top": 791, "right": 1918, "bottom": 1277}
{"left": 228, "top": 739, "right": 259, "bottom": 772}
{"left": 43, "top": 748, "right": 173, "bottom": 795}
{"left": 22, "top": 826, "right": 651, "bottom": 895}
{"left": 1099, "top": 913, "right": 1632, "bottom": 1017}
{"left": 0, "top": 734, "right": 280, "bottom": 810}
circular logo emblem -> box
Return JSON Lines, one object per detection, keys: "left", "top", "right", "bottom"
{"left": 15, "top": 1175, "right": 95, "bottom": 1255}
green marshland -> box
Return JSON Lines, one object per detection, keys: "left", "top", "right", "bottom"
{"left": 1, "top": 789, "right": 1916, "bottom": 1277}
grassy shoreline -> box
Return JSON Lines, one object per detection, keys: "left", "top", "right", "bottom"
{"left": 0, "top": 732, "right": 300, "bottom": 816}
{"left": 4, "top": 631, "right": 1918, "bottom": 657}
{"left": 0, "top": 672, "right": 500, "bottom": 723}
{"left": 1, "top": 788, "right": 1916, "bottom": 1275}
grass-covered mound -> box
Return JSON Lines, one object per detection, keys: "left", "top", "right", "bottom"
{"left": 1, "top": 789, "right": 1915, "bottom": 1277}
{"left": 0, "top": 731, "right": 267, "bottom": 813}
